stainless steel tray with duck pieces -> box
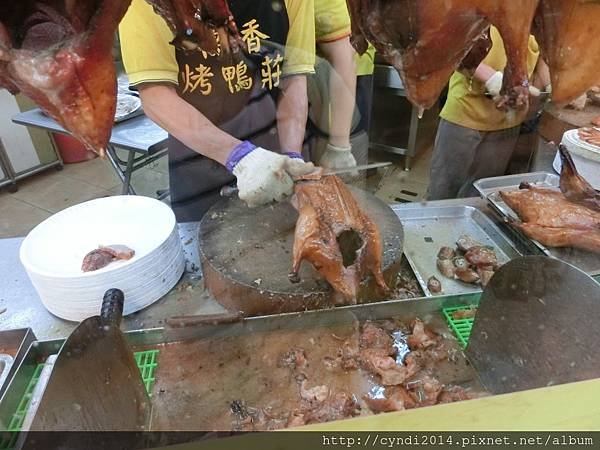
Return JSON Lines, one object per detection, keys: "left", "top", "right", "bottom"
{"left": 473, "top": 172, "right": 600, "bottom": 276}
{"left": 392, "top": 205, "right": 521, "bottom": 297}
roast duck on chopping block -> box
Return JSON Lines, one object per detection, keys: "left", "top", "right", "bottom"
{"left": 289, "top": 175, "right": 388, "bottom": 303}
{"left": 0, "top": 0, "right": 242, "bottom": 155}
{"left": 500, "top": 146, "right": 600, "bottom": 254}
{"left": 347, "top": 0, "right": 600, "bottom": 111}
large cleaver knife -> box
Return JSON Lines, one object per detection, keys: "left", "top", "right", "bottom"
{"left": 21, "top": 289, "right": 150, "bottom": 436}
{"left": 466, "top": 256, "right": 600, "bottom": 395}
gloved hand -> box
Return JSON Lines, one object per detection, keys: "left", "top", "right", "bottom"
{"left": 226, "top": 141, "right": 314, "bottom": 207}
{"left": 484, "top": 71, "right": 504, "bottom": 97}
{"left": 318, "top": 143, "right": 357, "bottom": 172}
{"left": 486, "top": 71, "right": 546, "bottom": 98}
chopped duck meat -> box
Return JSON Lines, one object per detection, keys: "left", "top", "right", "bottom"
{"left": 337, "top": 339, "right": 359, "bottom": 371}
{"left": 437, "top": 247, "right": 455, "bottom": 260}
{"left": 477, "top": 267, "right": 495, "bottom": 287}
{"left": 464, "top": 247, "right": 498, "bottom": 268}
{"left": 455, "top": 268, "right": 481, "bottom": 284}
{"left": 438, "top": 386, "right": 484, "bottom": 404}
{"left": 363, "top": 386, "right": 416, "bottom": 413}
{"left": 427, "top": 276, "right": 443, "bottom": 294}
{"left": 81, "top": 244, "right": 135, "bottom": 272}
{"left": 359, "top": 322, "right": 394, "bottom": 353}
{"left": 301, "top": 392, "right": 360, "bottom": 425}
{"left": 278, "top": 348, "right": 307, "bottom": 371}
{"left": 406, "top": 375, "right": 443, "bottom": 407}
{"left": 289, "top": 175, "right": 388, "bottom": 303}
{"left": 407, "top": 319, "right": 439, "bottom": 350}
{"left": 456, "top": 234, "right": 482, "bottom": 253}
{"left": 299, "top": 381, "right": 330, "bottom": 404}
{"left": 437, "top": 258, "right": 456, "bottom": 278}
{"left": 452, "top": 308, "right": 478, "bottom": 320}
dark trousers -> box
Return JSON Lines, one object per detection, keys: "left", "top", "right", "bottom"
{"left": 427, "top": 119, "right": 520, "bottom": 200}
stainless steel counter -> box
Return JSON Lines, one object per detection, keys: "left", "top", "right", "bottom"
{"left": 0, "top": 195, "right": 519, "bottom": 341}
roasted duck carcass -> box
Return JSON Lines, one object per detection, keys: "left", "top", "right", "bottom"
{"left": 346, "top": 0, "right": 540, "bottom": 110}
{"left": 0, "top": 0, "right": 242, "bottom": 155}
{"left": 289, "top": 175, "right": 388, "bottom": 302}
{"left": 500, "top": 184, "right": 600, "bottom": 254}
{"left": 533, "top": 0, "right": 600, "bottom": 105}
{"left": 558, "top": 144, "right": 600, "bottom": 212}
{"left": 0, "top": 1, "right": 132, "bottom": 155}
{"left": 347, "top": 0, "right": 600, "bottom": 111}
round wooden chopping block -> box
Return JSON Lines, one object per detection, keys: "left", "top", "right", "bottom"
{"left": 199, "top": 186, "right": 404, "bottom": 316}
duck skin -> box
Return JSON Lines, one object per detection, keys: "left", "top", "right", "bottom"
{"left": 144, "top": 0, "right": 242, "bottom": 56}
{"left": 0, "top": 0, "right": 242, "bottom": 155}
{"left": 533, "top": 0, "right": 600, "bottom": 105}
{"left": 558, "top": 144, "right": 600, "bottom": 212}
{"left": 0, "top": 1, "right": 132, "bottom": 156}
{"left": 289, "top": 175, "right": 388, "bottom": 303}
{"left": 346, "top": 0, "right": 539, "bottom": 110}
{"left": 500, "top": 184, "right": 600, "bottom": 254}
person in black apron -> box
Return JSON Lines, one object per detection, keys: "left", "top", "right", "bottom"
{"left": 123, "top": 1, "right": 315, "bottom": 223}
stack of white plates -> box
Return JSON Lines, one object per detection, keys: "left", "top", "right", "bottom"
{"left": 553, "top": 128, "right": 600, "bottom": 189}
{"left": 20, "top": 196, "right": 184, "bottom": 322}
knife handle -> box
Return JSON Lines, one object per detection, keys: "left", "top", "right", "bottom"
{"left": 101, "top": 288, "right": 125, "bottom": 327}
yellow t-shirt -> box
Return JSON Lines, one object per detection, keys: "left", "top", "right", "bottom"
{"left": 440, "top": 27, "right": 540, "bottom": 131}
{"left": 356, "top": 44, "right": 375, "bottom": 77}
{"left": 314, "top": 0, "right": 351, "bottom": 43}
{"left": 119, "top": 0, "right": 316, "bottom": 87}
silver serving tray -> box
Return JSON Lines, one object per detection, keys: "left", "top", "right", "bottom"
{"left": 392, "top": 205, "right": 521, "bottom": 297}
{"left": 473, "top": 172, "right": 600, "bottom": 276}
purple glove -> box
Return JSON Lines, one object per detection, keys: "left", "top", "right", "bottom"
{"left": 283, "top": 152, "right": 304, "bottom": 161}
{"left": 225, "top": 141, "right": 257, "bottom": 173}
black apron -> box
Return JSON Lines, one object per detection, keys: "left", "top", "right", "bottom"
{"left": 169, "top": 0, "right": 290, "bottom": 222}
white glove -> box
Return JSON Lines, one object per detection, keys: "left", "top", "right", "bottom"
{"left": 318, "top": 143, "right": 357, "bottom": 172}
{"left": 232, "top": 147, "right": 314, "bottom": 207}
{"left": 484, "top": 71, "right": 503, "bottom": 97}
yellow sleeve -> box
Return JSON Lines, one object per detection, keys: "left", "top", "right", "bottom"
{"left": 282, "top": 0, "right": 316, "bottom": 76}
{"left": 118, "top": 0, "right": 178, "bottom": 87}
{"left": 314, "top": 0, "right": 351, "bottom": 43}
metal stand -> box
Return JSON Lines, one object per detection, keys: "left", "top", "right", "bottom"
{"left": 105, "top": 145, "right": 169, "bottom": 199}
{"left": 369, "top": 64, "right": 423, "bottom": 171}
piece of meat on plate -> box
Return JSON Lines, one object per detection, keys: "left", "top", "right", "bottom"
{"left": 81, "top": 244, "right": 135, "bottom": 272}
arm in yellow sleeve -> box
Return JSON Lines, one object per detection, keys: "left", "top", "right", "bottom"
{"left": 282, "top": 0, "right": 316, "bottom": 76}
{"left": 118, "top": 0, "right": 178, "bottom": 87}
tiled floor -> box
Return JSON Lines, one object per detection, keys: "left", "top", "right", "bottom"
{"left": 0, "top": 144, "right": 432, "bottom": 239}
{"left": 0, "top": 152, "right": 169, "bottom": 238}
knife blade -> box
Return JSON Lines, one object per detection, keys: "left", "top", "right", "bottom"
{"left": 220, "top": 161, "right": 393, "bottom": 197}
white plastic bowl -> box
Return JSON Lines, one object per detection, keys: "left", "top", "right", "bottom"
{"left": 20, "top": 196, "right": 184, "bottom": 321}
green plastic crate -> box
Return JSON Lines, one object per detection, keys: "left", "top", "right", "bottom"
{"left": 0, "top": 349, "right": 159, "bottom": 449}
{"left": 442, "top": 305, "right": 478, "bottom": 349}
{"left": 134, "top": 349, "right": 159, "bottom": 397}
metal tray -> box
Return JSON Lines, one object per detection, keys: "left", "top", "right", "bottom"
{"left": 392, "top": 205, "right": 521, "bottom": 297}
{"left": 473, "top": 173, "right": 600, "bottom": 276}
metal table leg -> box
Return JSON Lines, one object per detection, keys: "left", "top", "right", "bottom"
{"left": 121, "top": 151, "right": 136, "bottom": 195}
{"left": 404, "top": 105, "right": 419, "bottom": 171}
{"left": 105, "top": 145, "right": 136, "bottom": 195}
